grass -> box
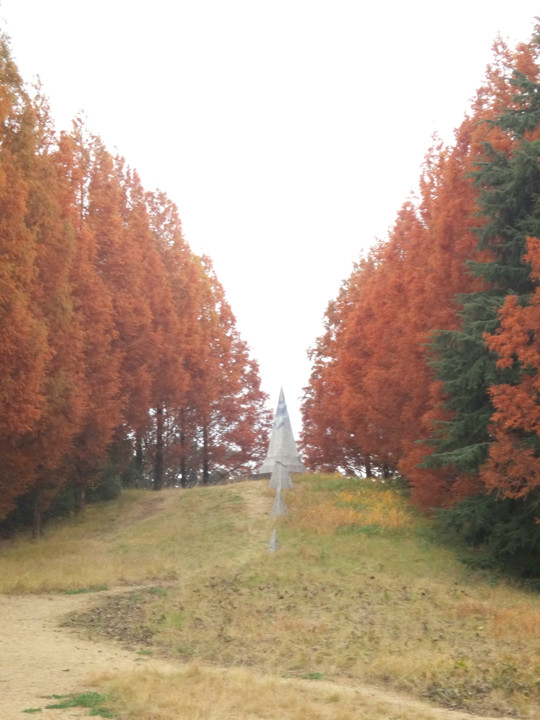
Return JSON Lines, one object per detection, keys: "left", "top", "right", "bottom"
{"left": 94, "top": 661, "right": 491, "bottom": 720}
{"left": 0, "top": 486, "right": 260, "bottom": 593}
{"left": 45, "top": 691, "right": 115, "bottom": 717}
{"left": 2, "top": 474, "right": 540, "bottom": 718}
{"left": 23, "top": 692, "right": 115, "bottom": 717}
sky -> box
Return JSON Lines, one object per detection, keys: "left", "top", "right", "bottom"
{"left": 1, "top": 1, "right": 538, "bottom": 437}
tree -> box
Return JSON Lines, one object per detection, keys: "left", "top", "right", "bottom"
{"left": 177, "top": 257, "right": 270, "bottom": 485}
{"left": 300, "top": 29, "right": 540, "bottom": 515}
{"left": 55, "top": 130, "right": 122, "bottom": 511}
{"left": 481, "top": 236, "right": 540, "bottom": 497}
{"left": 144, "top": 190, "right": 201, "bottom": 488}
{"left": 21, "top": 89, "right": 86, "bottom": 535}
{"left": 301, "top": 256, "right": 378, "bottom": 476}
{"left": 0, "top": 35, "right": 50, "bottom": 520}
{"left": 425, "top": 35, "right": 540, "bottom": 492}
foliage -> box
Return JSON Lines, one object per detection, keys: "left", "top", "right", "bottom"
{"left": 45, "top": 692, "right": 115, "bottom": 717}
{"left": 301, "top": 32, "right": 532, "bottom": 502}
{"left": 426, "top": 59, "right": 540, "bottom": 482}
{"left": 438, "top": 489, "right": 540, "bottom": 578}
{"left": 0, "top": 34, "right": 270, "bottom": 534}
{"left": 301, "top": 24, "right": 540, "bottom": 539}
{"left": 481, "top": 235, "right": 540, "bottom": 497}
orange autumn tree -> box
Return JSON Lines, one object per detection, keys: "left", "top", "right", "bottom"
{"left": 305, "top": 132, "right": 487, "bottom": 490}
{"left": 201, "top": 270, "right": 271, "bottom": 480}
{"left": 414, "top": 32, "right": 540, "bottom": 576}
{"left": 54, "top": 128, "right": 122, "bottom": 510}
{"left": 481, "top": 237, "right": 540, "bottom": 498}
{"left": 175, "top": 256, "right": 270, "bottom": 485}
{"left": 301, "top": 256, "right": 380, "bottom": 476}
{"left": 0, "top": 36, "right": 50, "bottom": 519}
{"left": 81, "top": 135, "right": 163, "bottom": 488}
{"left": 301, "top": 29, "right": 539, "bottom": 516}
{"left": 120, "top": 169, "right": 190, "bottom": 491}
{"left": 0, "top": 38, "right": 271, "bottom": 528}
{"left": 21, "top": 91, "right": 86, "bottom": 535}
{"left": 143, "top": 190, "right": 201, "bottom": 487}
{"left": 142, "top": 189, "right": 200, "bottom": 489}
{"left": 422, "top": 33, "right": 540, "bottom": 492}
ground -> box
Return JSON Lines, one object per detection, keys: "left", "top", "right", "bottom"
{"left": 0, "top": 589, "right": 158, "bottom": 719}
{"left": 0, "top": 587, "right": 521, "bottom": 720}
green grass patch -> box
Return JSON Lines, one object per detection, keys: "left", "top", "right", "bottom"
{"left": 300, "top": 672, "right": 324, "bottom": 680}
{"left": 63, "top": 585, "right": 109, "bottom": 595}
{"left": 45, "top": 691, "right": 115, "bottom": 717}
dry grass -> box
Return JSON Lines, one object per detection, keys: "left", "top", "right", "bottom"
{"left": 94, "top": 661, "right": 498, "bottom": 720}
{"left": 2, "top": 474, "right": 540, "bottom": 718}
{"left": 291, "top": 481, "right": 419, "bottom": 533}
{"left": 0, "top": 485, "right": 270, "bottom": 593}
{"left": 455, "top": 598, "right": 540, "bottom": 635}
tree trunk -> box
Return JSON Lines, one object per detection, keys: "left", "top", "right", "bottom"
{"left": 32, "top": 486, "right": 43, "bottom": 539}
{"left": 135, "top": 432, "right": 144, "bottom": 484}
{"left": 154, "top": 405, "right": 164, "bottom": 490}
{"left": 75, "top": 484, "right": 86, "bottom": 513}
{"left": 364, "top": 454, "right": 372, "bottom": 479}
{"left": 202, "top": 424, "right": 209, "bottom": 486}
{"left": 179, "top": 411, "right": 187, "bottom": 487}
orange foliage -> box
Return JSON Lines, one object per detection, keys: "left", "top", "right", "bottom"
{"left": 0, "top": 37, "right": 269, "bottom": 526}
{"left": 482, "top": 237, "right": 540, "bottom": 498}
{"left": 301, "top": 31, "right": 540, "bottom": 509}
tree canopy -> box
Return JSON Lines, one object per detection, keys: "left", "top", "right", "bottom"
{"left": 0, "top": 34, "right": 271, "bottom": 534}
{"left": 301, "top": 25, "right": 540, "bottom": 574}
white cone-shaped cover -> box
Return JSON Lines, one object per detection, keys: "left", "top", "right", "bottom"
{"left": 259, "top": 388, "right": 306, "bottom": 474}
{"left": 269, "top": 458, "right": 293, "bottom": 490}
{"left": 270, "top": 488, "right": 287, "bottom": 516}
{"left": 268, "top": 528, "right": 280, "bottom": 552}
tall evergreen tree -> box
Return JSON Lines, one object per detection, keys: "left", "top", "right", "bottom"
{"left": 425, "top": 35, "right": 540, "bottom": 482}
{"left": 424, "top": 32, "right": 540, "bottom": 575}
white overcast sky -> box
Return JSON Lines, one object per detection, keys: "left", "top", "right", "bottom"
{"left": 1, "top": 1, "right": 538, "bottom": 436}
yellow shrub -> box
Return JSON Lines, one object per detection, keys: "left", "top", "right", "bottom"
{"left": 336, "top": 487, "right": 414, "bottom": 530}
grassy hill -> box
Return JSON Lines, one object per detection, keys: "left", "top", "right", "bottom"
{"left": 1, "top": 474, "right": 539, "bottom": 719}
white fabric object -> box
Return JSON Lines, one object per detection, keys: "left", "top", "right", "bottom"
{"left": 270, "top": 488, "right": 287, "bottom": 516}
{"left": 269, "top": 459, "right": 293, "bottom": 490}
{"left": 259, "top": 388, "right": 306, "bottom": 474}
{"left": 268, "top": 528, "right": 280, "bottom": 552}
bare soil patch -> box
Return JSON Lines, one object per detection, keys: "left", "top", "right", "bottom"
{"left": 0, "top": 588, "right": 159, "bottom": 719}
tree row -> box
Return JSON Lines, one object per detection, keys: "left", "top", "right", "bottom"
{"left": 301, "top": 26, "right": 540, "bottom": 575}
{"left": 0, "top": 36, "right": 271, "bottom": 535}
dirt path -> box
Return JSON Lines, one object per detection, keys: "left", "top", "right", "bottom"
{"left": 0, "top": 590, "right": 153, "bottom": 719}
{"left": 0, "top": 586, "right": 522, "bottom": 720}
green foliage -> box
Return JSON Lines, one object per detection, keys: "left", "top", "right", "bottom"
{"left": 438, "top": 489, "right": 540, "bottom": 578}
{"left": 45, "top": 692, "right": 115, "bottom": 717}
{"left": 498, "top": 65, "right": 540, "bottom": 136}
{"left": 426, "top": 50, "right": 540, "bottom": 480}
{"left": 88, "top": 469, "right": 122, "bottom": 502}
{"left": 0, "top": 462, "right": 121, "bottom": 537}
{"left": 0, "top": 484, "right": 77, "bottom": 536}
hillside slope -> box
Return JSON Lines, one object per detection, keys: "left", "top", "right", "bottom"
{"left": 1, "top": 477, "right": 539, "bottom": 719}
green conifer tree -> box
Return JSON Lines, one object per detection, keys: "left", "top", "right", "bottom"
{"left": 427, "top": 38, "right": 540, "bottom": 477}
{"left": 425, "top": 32, "right": 540, "bottom": 576}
